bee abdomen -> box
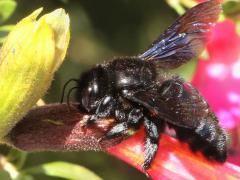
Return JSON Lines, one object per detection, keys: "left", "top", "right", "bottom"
{"left": 172, "top": 115, "right": 227, "bottom": 163}
{"left": 194, "top": 118, "right": 227, "bottom": 162}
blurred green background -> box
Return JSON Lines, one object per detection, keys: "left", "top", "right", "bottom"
{"left": 0, "top": 0, "right": 196, "bottom": 179}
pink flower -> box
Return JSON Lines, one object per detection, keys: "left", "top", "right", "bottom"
{"left": 192, "top": 20, "right": 240, "bottom": 129}
{"left": 192, "top": 20, "right": 240, "bottom": 165}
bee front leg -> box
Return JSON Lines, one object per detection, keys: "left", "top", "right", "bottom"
{"left": 86, "top": 95, "right": 116, "bottom": 126}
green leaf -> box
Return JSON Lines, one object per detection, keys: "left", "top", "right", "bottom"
{"left": 16, "top": 174, "right": 34, "bottom": 180}
{"left": 165, "top": 0, "right": 185, "bottom": 15}
{"left": 223, "top": 0, "right": 240, "bottom": 19}
{"left": 237, "top": 20, "right": 240, "bottom": 36}
{"left": 0, "top": 25, "right": 13, "bottom": 43}
{"left": 199, "top": 49, "right": 209, "bottom": 60}
{"left": 58, "top": 0, "right": 68, "bottom": 3}
{"left": 165, "top": 0, "right": 197, "bottom": 15}
{"left": 7, "top": 149, "right": 27, "bottom": 169}
{"left": 170, "top": 58, "right": 197, "bottom": 81}
{"left": 25, "top": 161, "right": 102, "bottom": 180}
{"left": 180, "top": 0, "right": 197, "bottom": 8}
{"left": 0, "top": 0, "right": 17, "bottom": 24}
{"left": 0, "top": 170, "right": 11, "bottom": 180}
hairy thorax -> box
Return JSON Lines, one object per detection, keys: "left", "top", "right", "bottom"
{"left": 107, "top": 57, "right": 156, "bottom": 91}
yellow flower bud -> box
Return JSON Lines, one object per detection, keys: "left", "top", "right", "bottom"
{"left": 0, "top": 8, "right": 70, "bottom": 139}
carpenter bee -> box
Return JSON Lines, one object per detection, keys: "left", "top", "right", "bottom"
{"left": 62, "top": 0, "right": 227, "bottom": 170}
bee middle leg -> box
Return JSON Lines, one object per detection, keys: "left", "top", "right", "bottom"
{"left": 103, "top": 106, "right": 165, "bottom": 170}
{"left": 143, "top": 116, "right": 165, "bottom": 169}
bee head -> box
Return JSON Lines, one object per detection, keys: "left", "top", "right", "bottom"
{"left": 77, "top": 65, "right": 108, "bottom": 113}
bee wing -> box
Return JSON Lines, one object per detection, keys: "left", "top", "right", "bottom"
{"left": 139, "top": 0, "right": 221, "bottom": 69}
{"left": 124, "top": 78, "right": 217, "bottom": 129}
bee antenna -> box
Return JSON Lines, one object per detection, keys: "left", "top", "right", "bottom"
{"left": 60, "top": 78, "right": 79, "bottom": 103}
{"left": 66, "top": 86, "right": 80, "bottom": 107}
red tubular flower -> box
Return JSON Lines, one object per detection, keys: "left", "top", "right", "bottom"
{"left": 108, "top": 129, "right": 240, "bottom": 179}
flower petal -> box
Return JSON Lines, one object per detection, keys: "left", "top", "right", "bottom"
{"left": 0, "top": 8, "right": 70, "bottom": 139}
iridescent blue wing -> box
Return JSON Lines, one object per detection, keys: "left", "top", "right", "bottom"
{"left": 139, "top": 0, "right": 221, "bottom": 69}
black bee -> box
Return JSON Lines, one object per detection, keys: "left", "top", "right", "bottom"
{"left": 63, "top": 0, "right": 227, "bottom": 169}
